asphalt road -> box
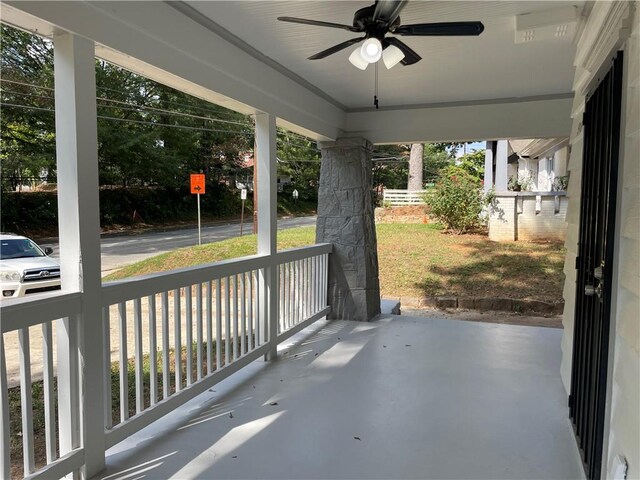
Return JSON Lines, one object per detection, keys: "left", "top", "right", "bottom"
{"left": 41, "top": 216, "right": 317, "bottom": 274}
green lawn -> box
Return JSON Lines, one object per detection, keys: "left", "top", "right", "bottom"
{"left": 105, "top": 224, "right": 565, "bottom": 303}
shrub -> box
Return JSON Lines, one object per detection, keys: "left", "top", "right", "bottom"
{"left": 426, "top": 166, "right": 488, "bottom": 234}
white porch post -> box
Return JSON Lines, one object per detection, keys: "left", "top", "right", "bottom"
{"left": 483, "top": 141, "right": 494, "bottom": 193}
{"left": 54, "top": 33, "right": 105, "bottom": 477}
{"left": 495, "top": 140, "right": 509, "bottom": 191}
{"left": 255, "top": 113, "right": 278, "bottom": 360}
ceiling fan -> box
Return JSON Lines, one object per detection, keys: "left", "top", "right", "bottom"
{"left": 278, "top": 0, "right": 484, "bottom": 70}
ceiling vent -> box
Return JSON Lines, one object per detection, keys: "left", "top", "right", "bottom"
{"left": 515, "top": 6, "right": 578, "bottom": 44}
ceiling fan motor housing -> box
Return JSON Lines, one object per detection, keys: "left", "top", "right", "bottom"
{"left": 353, "top": 5, "right": 401, "bottom": 39}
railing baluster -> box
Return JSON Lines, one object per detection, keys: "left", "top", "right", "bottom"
{"left": 174, "top": 289, "right": 182, "bottom": 392}
{"left": 206, "top": 281, "right": 213, "bottom": 374}
{"left": 291, "top": 262, "right": 297, "bottom": 325}
{"left": 186, "top": 286, "right": 193, "bottom": 386}
{"left": 149, "top": 294, "right": 158, "bottom": 406}
{"left": 233, "top": 275, "right": 239, "bottom": 360}
{"left": 225, "top": 277, "right": 231, "bottom": 364}
{"left": 325, "top": 254, "right": 329, "bottom": 306}
{"left": 103, "top": 308, "right": 112, "bottom": 429}
{"left": 42, "top": 321, "right": 57, "bottom": 462}
{"left": 256, "top": 270, "right": 261, "bottom": 346}
{"left": 134, "top": 298, "right": 144, "bottom": 414}
{"left": 312, "top": 256, "right": 317, "bottom": 314}
{"left": 162, "top": 292, "right": 170, "bottom": 399}
{"left": 118, "top": 302, "right": 129, "bottom": 421}
{"left": 278, "top": 264, "right": 283, "bottom": 334}
{"left": 304, "top": 257, "right": 309, "bottom": 319}
{"left": 216, "top": 279, "right": 222, "bottom": 368}
{"left": 18, "top": 327, "right": 35, "bottom": 474}
{"left": 0, "top": 334, "right": 9, "bottom": 480}
{"left": 196, "top": 283, "right": 203, "bottom": 381}
{"left": 248, "top": 271, "right": 254, "bottom": 351}
{"left": 241, "top": 273, "right": 247, "bottom": 354}
{"left": 288, "top": 263, "right": 293, "bottom": 329}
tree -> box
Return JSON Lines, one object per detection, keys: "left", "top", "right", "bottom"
{"left": 0, "top": 25, "right": 56, "bottom": 189}
{"left": 456, "top": 149, "right": 485, "bottom": 181}
{"left": 276, "top": 129, "right": 320, "bottom": 202}
{"left": 407, "top": 143, "right": 423, "bottom": 190}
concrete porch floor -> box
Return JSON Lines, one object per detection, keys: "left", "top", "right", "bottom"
{"left": 95, "top": 315, "right": 584, "bottom": 480}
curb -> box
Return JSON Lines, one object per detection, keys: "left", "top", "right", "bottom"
{"left": 384, "top": 295, "right": 564, "bottom": 315}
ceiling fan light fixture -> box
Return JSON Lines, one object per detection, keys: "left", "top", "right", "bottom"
{"left": 382, "top": 44, "right": 405, "bottom": 69}
{"left": 349, "top": 47, "right": 369, "bottom": 70}
{"left": 360, "top": 38, "right": 382, "bottom": 63}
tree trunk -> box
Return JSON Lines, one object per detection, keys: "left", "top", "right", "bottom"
{"left": 407, "top": 143, "right": 423, "bottom": 190}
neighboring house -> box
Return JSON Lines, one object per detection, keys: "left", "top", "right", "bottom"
{"left": 236, "top": 152, "right": 291, "bottom": 192}
{"left": 484, "top": 138, "right": 569, "bottom": 241}
{"left": 484, "top": 138, "right": 569, "bottom": 193}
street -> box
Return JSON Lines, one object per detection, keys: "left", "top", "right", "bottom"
{"left": 41, "top": 216, "right": 317, "bottom": 274}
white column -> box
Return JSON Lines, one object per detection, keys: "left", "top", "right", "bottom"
{"left": 495, "top": 140, "right": 509, "bottom": 191}
{"left": 54, "top": 32, "right": 105, "bottom": 477}
{"left": 483, "top": 141, "right": 494, "bottom": 193}
{"left": 255, "top": 113, "right": 278, "bottom": 360}
{"left": 554, "top": 147, "right": 568, "bottom": 177}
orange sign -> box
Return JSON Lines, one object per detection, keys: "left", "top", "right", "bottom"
{"left": 190, "top": 174, "right": 205, "bottom": 194}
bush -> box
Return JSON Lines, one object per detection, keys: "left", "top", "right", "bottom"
{"left": 426, "top": 166, "right": 488, "bottom": 234}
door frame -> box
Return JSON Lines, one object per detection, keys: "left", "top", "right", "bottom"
{"left": 569, "top": 50, "right": 625, "bottom": 480}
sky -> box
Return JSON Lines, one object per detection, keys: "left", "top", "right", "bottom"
{"left": 455, "top": 141, "right": 486, "bottom": 158}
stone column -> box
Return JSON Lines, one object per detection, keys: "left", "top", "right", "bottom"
{"left": 316, "top": 137, "right": 381, "bottom": 322}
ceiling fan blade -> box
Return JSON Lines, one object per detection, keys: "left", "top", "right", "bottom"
{"left": 394, "top": 21, "right": 485, "bottom": 36}
{"left": 385, "top": 37, "right": 421, "bottom": 65}
{"left": 277, "top": 16, "right": 361, "bottom": 33}
{"left": 372, "top": 0, "right": 409, "bottom": 24}
{"left": 308, "top": 37, "right": 366, "bottom": 60}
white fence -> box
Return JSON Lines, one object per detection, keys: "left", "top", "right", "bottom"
{"left": 1, "top": 244, "right": 330, "bottom": 479}
{"left": 382, "top": 189, "right": 430, "bottom": 206}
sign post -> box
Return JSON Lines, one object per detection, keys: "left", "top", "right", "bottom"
{"left": 240, "top": 188, "right": 247, "bottom": 235}
{"left": 190, "top": 173, "right": 206, "bottom": 245}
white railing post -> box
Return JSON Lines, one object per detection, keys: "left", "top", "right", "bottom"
{"left": 255, "top": 113, "right": 278, "bottom": 360}
{"left": 54, "top": 32, "right": 105, "bottom": 477}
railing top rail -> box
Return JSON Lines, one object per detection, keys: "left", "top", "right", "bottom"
{"left": 101, "top": 243, "right": 332, "bottom": 306}
{"left": 276, "top": 243, "right": 332, "bottom": 263}
{"left": 0, "top": 291, "right": 82, "bottom": 332}
{"left": 102, "top": 252, "right": 271, "bottom": 306}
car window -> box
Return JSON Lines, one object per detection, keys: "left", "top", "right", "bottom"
{"left": 0, "top": 239, "right": 45, "bottom": 259}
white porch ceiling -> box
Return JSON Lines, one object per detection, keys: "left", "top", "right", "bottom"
{"left": 187, "top": 1, "right": 584, "bottom": 110}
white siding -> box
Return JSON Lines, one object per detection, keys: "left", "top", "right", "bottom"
{"left": 561, "top": 3, "right": 639, "bottom": 478}
{"left": 606, "top": 8, "right": 640, "bottom": 477}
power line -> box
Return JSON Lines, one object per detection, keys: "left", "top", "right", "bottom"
{"left": 0, "top": 79, "right": 319, "bottom": 143}
{"left": 0, "top": 83, "right": 254, "bottom": 128}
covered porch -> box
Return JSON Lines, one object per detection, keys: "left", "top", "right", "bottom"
{"left": 1, "top": 1, "right": 638, "bottom": 480}
{"left": 96, "top": 315, "right": 583, "bottom": 480}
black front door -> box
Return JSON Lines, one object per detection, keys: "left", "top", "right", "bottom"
{"left": 569, "top": 52, "right": 623, "bottom": 480}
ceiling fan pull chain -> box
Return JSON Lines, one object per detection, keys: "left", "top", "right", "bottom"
{"left": 374, "top": 62, "right": 379, "bottom": 109}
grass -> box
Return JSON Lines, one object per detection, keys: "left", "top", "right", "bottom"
{"left": 106, "top": 223, "right": 565, "bottom": 303}
{"left": 104, "top": 226, "right": 316, "bottom": 281}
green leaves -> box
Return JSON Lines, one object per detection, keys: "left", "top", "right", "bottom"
{"left": 426, "top": 166, "right": 487, "bottom": 234}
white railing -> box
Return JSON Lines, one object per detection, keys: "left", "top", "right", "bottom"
{"left": 382, "top": 189, "right": 430, "bottom": 205}
{"left": 1, "top": 293, "right": 86, "bottom": 480}
{"left": 1, "top": 244, "right": 331, "bottom": 479}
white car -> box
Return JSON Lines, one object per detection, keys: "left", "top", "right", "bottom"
{"left": 0, "top": 233, "right": 61, "bottom": 299}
